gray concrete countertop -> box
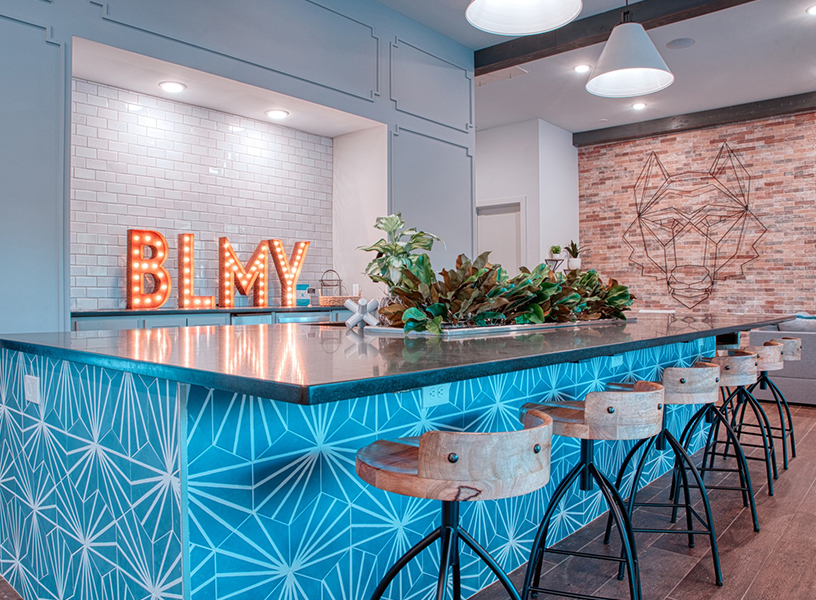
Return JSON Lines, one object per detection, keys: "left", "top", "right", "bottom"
{"left": 0, "top": 313, "right": 791, "bottom": 405}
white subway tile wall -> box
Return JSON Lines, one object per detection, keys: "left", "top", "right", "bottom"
{"left": 70, "top": 79, "right": 333, "bottom": 310}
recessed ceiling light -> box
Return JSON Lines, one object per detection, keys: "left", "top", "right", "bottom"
{"left": 632, "top": 102, "right": 647, "bottom": 110}
{"left": 265, "top": 109, "right": 290, "bottom": 120}
{"left": 666, "top": 37, "right": 695, "bottom": 50}
{"left": 573, "top": 64, "right": 591, "bottom": 73}
{"left": 807, "top": 5, "right": 816, "bottom": 15}
{"left": 158, "top": 81, "right": 186, "bottom": 93}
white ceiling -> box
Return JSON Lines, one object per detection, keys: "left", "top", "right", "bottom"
{"left": 72, "top": 38, "right": 382, "bottom": 139}
{"left": 373, "top": 0, "right": 644, "bottom": 50}
{"left": 473, "top": 0, "right": 816, "bottom": 133}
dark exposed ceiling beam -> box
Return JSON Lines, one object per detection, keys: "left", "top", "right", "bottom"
{"left": 475, "top": 0, "right": 759, "bottom": 76}
{"left": 572, "top": 91, "right": 816, "bottom": 147}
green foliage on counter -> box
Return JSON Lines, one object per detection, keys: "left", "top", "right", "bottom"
{"left": 362, "top": 215, "right": 634, "bottom": 333}
{"left": 358, "top": 213, "right": 443, "bottom": 289}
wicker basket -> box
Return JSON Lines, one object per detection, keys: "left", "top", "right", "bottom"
{"left": 319, "top": 295, "right": 361, "bottom": 307}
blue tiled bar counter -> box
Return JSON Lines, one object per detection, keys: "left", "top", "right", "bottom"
{"left": 0, "top": 314, "right": 788, "bottom": 600}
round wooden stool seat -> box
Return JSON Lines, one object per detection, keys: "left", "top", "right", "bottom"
{"left": 773, "top": 337, "right": 802, "bottom": 362}
{"left": 523, "top": 381, "right": 664, "bottom": 441}
{"left": 708, "top": 349, "right": 758, "bottom": 387}
{"left": 662, "top": 362, "right": 720, "bottom": 405}
{"left": 746, "top": 341, "right": 784, "bottom": 372}
{"left": 356, "top": 410, "right": 553, "bottom": 502}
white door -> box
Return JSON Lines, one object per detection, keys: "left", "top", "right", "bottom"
{"left": 476, "top": 203, "right": 522, "bottom": 274}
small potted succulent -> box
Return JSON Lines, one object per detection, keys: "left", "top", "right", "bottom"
{"left": 549, "top": 244, "right": 565, "bottom": 260}
{"left": 566, "top": 240, "right": 583, "bottom": 270}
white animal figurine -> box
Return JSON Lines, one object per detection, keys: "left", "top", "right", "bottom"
{"left": 344, "top": 298, "right": 380, "bottom": 329}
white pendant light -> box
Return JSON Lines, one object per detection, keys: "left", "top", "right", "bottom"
{"left": 585, "top": 10, "right": 674, "bottom": 98}
{"left": 466, "top": 0, "right": 583, "bottom": 36}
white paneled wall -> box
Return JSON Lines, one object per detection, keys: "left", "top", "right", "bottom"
{"left": 70, "top": 79, "right": 333, "bottom": 310}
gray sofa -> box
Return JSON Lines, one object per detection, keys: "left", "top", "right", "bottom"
{"left": 749, "top": 316, "right": 816, "bottom": 405}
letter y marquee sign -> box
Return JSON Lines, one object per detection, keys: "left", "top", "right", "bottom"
{"left": 125, "top": 229, "right": 310, "bottom": 309}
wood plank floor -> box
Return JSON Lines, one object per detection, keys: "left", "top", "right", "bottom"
{"left": 474, "top": 403, "right": 816, "bottom": 600}
{"left": 0, "top": 578, "right": 19, "bottom": 600}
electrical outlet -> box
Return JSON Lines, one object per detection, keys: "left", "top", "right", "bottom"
{"left": 24, "top": 375, "right": 40, "bottom": 404}
{"left": 422, "top": 383, "right": 450, "bottom": 408}
{"left": 610, "top": 355, "right": 623, "bottom": 368}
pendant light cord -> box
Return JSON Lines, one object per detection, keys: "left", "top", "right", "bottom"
{"left": 621, "top": 0, "right": 632, "bottom": 23}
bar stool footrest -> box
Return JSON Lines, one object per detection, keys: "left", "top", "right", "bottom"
{"left": 543, "top": 547, "right": 627, "bottom": 563}
{"left": 632, "top": 507, "right": 708, "bottom": 532}
{"left": 530, "top": 587, "right": 630, "bottom": 600}
{"left": 707, "top": 449, "right": 767, "bottom": 459}
{"left": 739, "top": 422, "right": 787, "bottom": 433}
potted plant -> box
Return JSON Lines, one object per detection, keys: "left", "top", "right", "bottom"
{"left": 360, "top": 215, "right": 635, "bottom": 334}
{"left": 566, "top": 240, "right": 583, "bottom": 270}
{"left": 549, "top": 244, "right": 564, "bottom": 260}
{"left": 358, "top": 213, "right": 442, "bottom": 289}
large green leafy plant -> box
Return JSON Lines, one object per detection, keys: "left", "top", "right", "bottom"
{"left": 358, "top": 214, "right": 442, "bottom": 289}
{"left": 361, "top": 215, "right": 634, "bottom": 333}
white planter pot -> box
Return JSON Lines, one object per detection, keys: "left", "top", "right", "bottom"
{"left": 567, "top": 257, "right": 582, "bottom": 270}
{"left": 550, "top": 252, "right": 565, "bottom": 260}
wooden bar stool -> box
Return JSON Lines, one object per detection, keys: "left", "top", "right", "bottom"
{"left": 675, "top": 355, "right": 761, "bottom": 532}
{"left": 746, "top": 338, "right": 800, "bottom": 469}
{"left": 706, "top": 349, "right": 778, "bottom": 496}
{"left": 356, "top": 409, "right": 553, "bottom": 600}
{"left": 604, "top": 364, "right": 723, "bottom": 586}
{"left": 521, "top": 381, "right": 664, "bottom": 600}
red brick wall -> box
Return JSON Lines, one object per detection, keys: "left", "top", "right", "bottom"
{"left": 578, "top": 111, "right": 816, "bottom": 314}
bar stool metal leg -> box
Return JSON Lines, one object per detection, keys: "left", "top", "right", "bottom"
{"left": 607, "top": 409, "right": 723, "bottom": 587}
{"left": 711, "top": 385, "right": 777, "bottom": 495}
{"left": 675, "top": 403, "right": 760, "bottom": 533}
{"left": 369, "top": 527, "right": 442, "bottom": 600}
{"left": 766, "top": 375, "right": 796, "bottom": 458}
{"left": 602, "top": 436, "right": 652, "bottom": 545}
{"left": 523, "top": 440, "right": 641, "bottom": 600}
{"left": 369, "top": 500, "right": 522, "bottom": 600}
{"left": 730, "top": 386, "right": 778, "bottom": 490}
{"left": 746, "top": 371, "right": 796, "bottom": 469}
{"left": 664, "top": 431, "right": 723, "bottom": 585}
{"left": 526, "top": 460, "right": 585, "bottom": 594}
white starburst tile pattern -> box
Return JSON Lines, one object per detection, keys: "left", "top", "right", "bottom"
{"left": 0, "top": 338, "right": 714, "bottom": 600}
{"left": 185, "top": 339, "right": 715, "bottom": 600}
{"left": 0, "top": 349, "right": 182, "bottom": 600}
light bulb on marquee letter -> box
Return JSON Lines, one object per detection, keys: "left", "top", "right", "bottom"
{"left": 127, "top": 229, "right": 172, "bottom": 309}
{"left": 270, "top": 239, "right": 310, "bottom": 307}
{"left": 218, "top": 238, "right": 271, "bottom": 308}
{"left": 178, "top": 233, "right": 215, "bottom": 309}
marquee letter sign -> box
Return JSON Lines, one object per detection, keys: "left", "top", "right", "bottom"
{"left": 178, "top": 233, "right": 215, "bottom": 309}
{"left": 270, "top": 239, "right": 309, "bottom": 307}
{"left": 123, "top": 230, "right": 312, "bottom": 310}
{"left": 218, "top": 238, "right": 270, "bottom": 308}
{"left": 127, "top": 230, "right": 171, "bottom": 309}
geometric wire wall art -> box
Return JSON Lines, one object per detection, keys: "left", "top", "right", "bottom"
{"left": 623, "top": 143, "right": 767, "bottom": 308}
